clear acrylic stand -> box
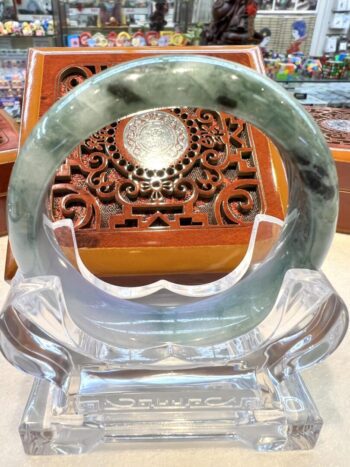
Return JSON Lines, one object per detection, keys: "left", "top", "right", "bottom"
{"left": 0, "top": 215, "right": 348, "bottom": 454}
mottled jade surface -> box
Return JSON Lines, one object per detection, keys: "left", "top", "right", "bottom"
{"left": 7, "top": 56, "right": 338, "bottom": 347}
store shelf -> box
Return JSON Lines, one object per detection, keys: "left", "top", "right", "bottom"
{"left": 63, "top": 26, "right": 137, "bottom": 31}
{"left": 63, "top": 25, "right": 173, "bottom": 32}
{"left": 0, "top": 36, "right": 57, "bottom": 49}
{"left": 0, "top": 35, "right": 57, "bottom": 38}
{"left": 277, "top": 79, "right": 350, "bottom": 83}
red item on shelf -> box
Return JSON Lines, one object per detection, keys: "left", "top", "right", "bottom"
{"left": 146, "top": 31, "right": 160, "bottom": 46}
{"left": 246, "top": 0, "right": 258, "bottom": 16}
{"left": 80, "top": 31, "right": 92, "bottom": 47}
{"left": 107, "top": 31, "right": 117, "bottom": 46}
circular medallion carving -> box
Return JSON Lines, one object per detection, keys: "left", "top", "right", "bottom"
{"left": 123, "top": 110, "right": 189, "bottom": 169}
{"left": 321, "top": 119, "right": 350, "bottom": 133}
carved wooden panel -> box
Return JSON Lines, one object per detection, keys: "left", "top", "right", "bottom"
{"left": 36, "top": 49, "right": 284, "bottom": 252}
{"left": 305, "top": 106, "right": 350, "bottom": 234}
{"left": 51, "top": 101, "right": 263, "bottom": 232}
{"left": 305, "top": 106, "right": 350, "bottom": 149}
{"left": 0, "top": 109, "right": 19, "bottom": 153}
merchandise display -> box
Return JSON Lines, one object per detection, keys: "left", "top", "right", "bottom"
{"left": 257, "top": 0, "right": 319, "bottom": 11}
{"left": 0, "top": 49, "right": 26, "bottom": 120}
{"left": 325, "top": 0, "right": 350, "bottom": 54}
{"left": 63, "top": 0, "right": 175, "bottom": 35}
{"left": 0, "top": 51, "right": 348, "bottom": 455}
{"left": 16, "top": 0, "right": 53, "bottom": 20}
{"left": 66, "top": 28, "right": 189, "bottom": 47}
{"left": 65, "top": 0, "right": 152, "bottom": 28}
{"left": 264, "top": 52, "right": 350, "bottom": 81}
{"left": 0, "top": 19, "right": 54, "bottom": 36}
{"left": 0, "top": 1, "right": 347, "bottom": 124}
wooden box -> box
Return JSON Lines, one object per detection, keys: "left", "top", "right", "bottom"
{"left": 0, "top": 110, "right": 19, "bottom": 236}
{"left": 5, "top": 46, "right": 287, "bottom": 283}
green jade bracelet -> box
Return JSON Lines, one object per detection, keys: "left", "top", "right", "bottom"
{"left": 7, "top": 56, "right": 338, "bottom": 348}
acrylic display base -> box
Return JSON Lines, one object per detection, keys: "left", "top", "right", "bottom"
{"left": 1, "top": 267, "right": 347, "bottom": 455}
{"left": 21, "top": 370, "right": 322, "bottom": 455}
{"left": 1, "top": 217, "right": 348, "bottom": 455}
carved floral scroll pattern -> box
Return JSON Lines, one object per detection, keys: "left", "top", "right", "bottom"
{"left": 305, "top": 106, "right": 350, "bottom": 147}
{"left": 50, "top": 66, "right": 262, "bottom": 230}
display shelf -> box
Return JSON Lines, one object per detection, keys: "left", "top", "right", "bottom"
{"left": 0, "top": 49, "right": 26, "bottom": 120}
{"left": 280, "top": 80, "right": 350, "bottom": 107}
{"left": 0, "top": 35, "right": 57, "bottom": 38}
{"left": 63, "top": 26, "right": 132, "bottom": 30}
{"left": 64, "top": 0, "right": 151, "bottom": 28}
{"left": 62, "top": 26, "right": 154, "bottom": 31}
{"left": 323, "top": 1, "right": 350, "bottom": 53}
{"left": 0, "top": 36, "right": 57, "bottom": 49}
{"left": 276, "top": 78, "right": 350, "bottom": 82}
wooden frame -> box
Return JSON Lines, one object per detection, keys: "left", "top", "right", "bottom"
{"left": 0, "top": 109, "right": 18, "bottom": 236}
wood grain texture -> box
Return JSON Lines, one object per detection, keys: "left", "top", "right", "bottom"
{"left": 0, "top": 110, "right": 19, "bottom": 154}
{"left": 335, "top": 160, "right": 350, "bottom": 234}
{"left": 305, "top": 107, "right": 350, "bottom": 150}
{"left": 0, "top": 197, "right": 7, "bottom": 236}
{"left": 338, "top": 191, "right": 350, "bottom": 234}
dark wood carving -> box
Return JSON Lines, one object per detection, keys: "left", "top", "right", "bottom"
{"left": 0, "top": 110, "right": 18, "bottom": 154}
{"left": 201, "top": 0, "right": 262, "bottom": 46}
{"left": 49, "top": 57, "right": 284, "bottom": 248}
{"left": 51, "top": 77, "right": 262, "bottom": 232}
{"left": 306, "top": 106, "right": 350, "bottom": 234}
{"left": 149, "top": 1, "right": 168, "bottom": 32}
{"left": 305, "top": 106, "right": 350, "bottom": 149}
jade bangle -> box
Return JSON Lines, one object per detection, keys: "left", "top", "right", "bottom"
{"left": 7, "top": 56, "right": 338, "bottom": 347}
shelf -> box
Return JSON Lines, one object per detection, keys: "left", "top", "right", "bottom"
{"left": 63, "top": 26, "right": 148, "bottom": 30}
{"left": 62, "top": 26, "right": 175, "bottom": 34}
{"left": 278, "top": 79, "right": 350, "bottom": 83}
{"left": 0, "top": 36, "right": 57, "bottom": 49}
{"left": 0, "top": 35, "right": 57, "bottom": 38}
{"left": 64, "top": 26, "right": 129, "bottom": 30}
